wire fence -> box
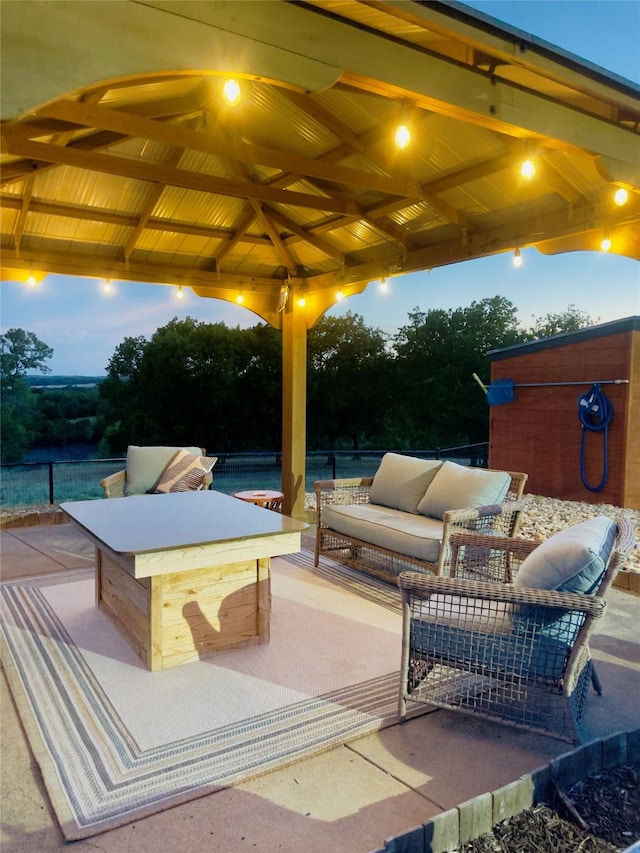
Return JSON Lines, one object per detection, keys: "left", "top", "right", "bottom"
{"left": 0, "top": 444, "right": 489, "bottom": 510}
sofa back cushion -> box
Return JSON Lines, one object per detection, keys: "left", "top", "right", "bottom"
{"left": 369, "top": 453, "right": 443, "bottom": 514}
{"left": 514, "top": 516, "right": 617, "bottom": 594}
{"left": 125, "top": 445, "right": 203, "bottom": 495}
{"left": 417, "top": 461, "right": 511, "bottom": 520}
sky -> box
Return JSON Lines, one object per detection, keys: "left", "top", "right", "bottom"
{"left": 1, "top": 0, "right": 639, "bottom": 376}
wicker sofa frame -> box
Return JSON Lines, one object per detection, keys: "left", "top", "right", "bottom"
{"left": 397, "top": 516, "right": 634, "bottom": 744}
{"left": 314, "top": 468, "right": 527, "bottom": 582}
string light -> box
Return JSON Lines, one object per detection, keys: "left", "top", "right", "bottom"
{"left": 335, "top": 290, "right": 344, "bottom": 301}
{"left": 102, "top": 278, "right": 112, "bottom": 294}
{"left": 520, "top": 159, "right": 535, "bottom": 180}
{"left": 176, "top": 285, "right": 184, "bottom": 299}
{"left": 614, "top": 188, "right": 628, "bottom": 206}
{"left": 600, "top": 235, "right": 611, "bottom": 252}
{"left": 27, "top": 274, "right": 37, "bottom": 287}
{"left": 512, "top": 248, "right": 523, "bottom": 268}
{"left": 380, "top": 277, "right": 388, "bottom": 293}
{"left": 235, "top": 292, "right": 244, "bottom": 304}
{"left": 296, "top": 292, "right": 306, "bottom": 308}
{"left": 223, "top": 79, "right": 241, "bottom": 106}
{"left": 394, "top": 124, "right": 411, "bottom": 150}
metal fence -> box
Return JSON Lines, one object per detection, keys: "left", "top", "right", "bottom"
{"left": 0, "top": 444, "right": 488, "bottom": 510}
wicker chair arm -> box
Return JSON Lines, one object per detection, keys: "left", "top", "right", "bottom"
{"left": 100, "top": 470, "right": 126, "bottom": 498}
{"left": 314, "top": 477, "right": 374, "bottom": 522}
{"left": 397, "top": 572, "right": 606, "bottom": 617}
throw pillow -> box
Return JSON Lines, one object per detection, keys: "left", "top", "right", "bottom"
{"left": 125, "top": 445, "right": 203, "bottom": 495}
{"left": 417, "top": 461, "right": 511, "bottom": 520}
{"left": 514, "top": 516, "right": 617, "bottom": 594}
{"left": 369, "top": 453, "right": 443, "bottom": 514}
{"left": 149, "top": 449, "right": 217, "bottom": 494}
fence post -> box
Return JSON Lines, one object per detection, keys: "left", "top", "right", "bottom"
{"left": 48, "top": 462, "right": 55, "bottom": 505}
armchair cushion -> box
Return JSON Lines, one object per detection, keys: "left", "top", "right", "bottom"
{"left": 125, "top": 445, "right": 203, "bottom": 495}
{"left": 149, "top": 449, "right": 217, "bottom": 494}
{"left": 369, "top": 453, "right": 442, "bottom": 514}
{"left": 417, "top": 461, "right": 511, "bottom": 520}
{"left": 514, "top": 516, "right": 617, "bottom": 594}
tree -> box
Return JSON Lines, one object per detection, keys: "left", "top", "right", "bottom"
{"left": 392, "top": 296, "right": 524, "bottom": 446}
{"left": 307, "top": 312, "right": 393, "bottom": 449}
{"left": 1, "top": 328, "right": 53, "bottom": 392}
{"left": 525, "top": 305, "right": 595, "bottom": 340}
{"left": 1, "top": 328, "right": 53, "bottom": 461}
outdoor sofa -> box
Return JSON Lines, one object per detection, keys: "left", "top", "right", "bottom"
{"left": 314, "top": 453, "right": 527, "bottom": 582}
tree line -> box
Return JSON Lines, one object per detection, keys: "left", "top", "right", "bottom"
{"left": 1, "top": 298, "right": 592, "bottom": 463}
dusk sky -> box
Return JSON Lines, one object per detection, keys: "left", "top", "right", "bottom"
{"left": 1, "top": 1, "right": 639, "bottom": 376}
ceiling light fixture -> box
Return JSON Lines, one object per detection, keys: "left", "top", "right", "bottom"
{"left": 513, "top": 248, "right": 523, "bottom": 268}
{"left": 223, "top": 78, "right": 241, "bottom": 106}
{"left": 614, "top": 187, "right": 629, "bottom": 206}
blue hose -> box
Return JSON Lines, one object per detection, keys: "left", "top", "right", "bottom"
{"left": 578, "top": 383, "right": 613, "bottom": 492}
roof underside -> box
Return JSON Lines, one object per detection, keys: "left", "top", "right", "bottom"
{"left": 2, "top": 0, "right": 639, "bottom": 327}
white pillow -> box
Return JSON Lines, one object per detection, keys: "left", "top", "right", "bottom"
{"left": 125, "top": 445, "right": 203, "bottom": 495}
{"left": 417, "top": 461, "right": 511, "bottom": 520}
{"left": 369, "top": 453, "right": 443, "bottom": 514}
{"left": 514, "top": 516, "right": 617, "bottom": 594}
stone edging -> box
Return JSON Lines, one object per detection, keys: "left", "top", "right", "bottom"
{"left": 372, "top": 727, "right": 640, "bottom": 853}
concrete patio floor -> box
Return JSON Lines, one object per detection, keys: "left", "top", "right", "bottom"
{"left": 1, "top": 520, "right": 639, "bottom": 853}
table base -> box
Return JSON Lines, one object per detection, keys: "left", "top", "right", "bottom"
{"left": 96, "top": 548, "right": 271, "bottom": 671}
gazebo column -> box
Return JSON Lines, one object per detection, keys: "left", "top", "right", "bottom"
{"left": 281, "top": 305, "right": 308, "bottom": 519}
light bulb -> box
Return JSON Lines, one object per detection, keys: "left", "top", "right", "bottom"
{"left": 176, "top": 285, "right": 184, "bottom": 299}
{"left": 223, "top": 79, "right": 241, "bottom": 106}
{"left": 103, "top": 278, "right": 112, "bottom": 293}
{"left": 27, "top": 274, "right": 37, "bottom": 287}
{"left": 520, "top": 159, "right": 535, "bottom": 180}
{"left": 380, "top": 277, "right": 388, "bottom": 293}
{"left": 236, "top": 292, "right": 244, "bottom": 304}
{"left": 513, "top": 248, "right": 522, "bottom": 268}
{"left": 600, "top": 236, "right": 611, "bottom": 252}
{"left": 335, "top": 290, "right": 344, "bottom": 301}
{"left": 614, "top": 188, "right": 628, "bottom": 206}
{"left": 296, "top": 295, "right": 306, "bottom": 308}
{"left": 395, "top": 124, "right": 411, "bottom": 150}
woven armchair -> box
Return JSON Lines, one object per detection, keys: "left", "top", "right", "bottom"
{"left": 100, "top": 447, "right": 213, "bottom": 498}
{"left": 314, "top": 469, "right": 527, "bottom": 581}
{"left": 398, "top": 517, "right": 634, "bottom": 743}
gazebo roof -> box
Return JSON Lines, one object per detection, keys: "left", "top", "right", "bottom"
{"left": 2, "top": 0, "right": 639, "bottom": 327}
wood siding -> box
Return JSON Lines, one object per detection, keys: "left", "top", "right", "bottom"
{"left": 489, "top": 325, "right": 639, "bottom": 509}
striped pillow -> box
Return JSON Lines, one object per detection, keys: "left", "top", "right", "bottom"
{"left": 149, "top": 450, "right": 217, "bottom": 494}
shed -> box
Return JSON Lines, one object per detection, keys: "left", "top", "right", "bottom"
{"left": 488, "top": 316, "right": 640, "bottom": 508}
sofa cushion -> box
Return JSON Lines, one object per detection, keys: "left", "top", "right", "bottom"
{"left": 369, "top": 453, "right": 443, "bottom": 514}
{"left": 417, "top": 461, "right": 510, "bottom": 520}
{"left": 125, "top": 445, "right": 203, "bottom": 495}
{"left": 514, "top": 516, "right": 617, "bottom": 594}
{"left": 149, "top": 449, "right": 217, "bottom": 494}
{"left": 323, "top": 503, "right": 444, "bottom": 563}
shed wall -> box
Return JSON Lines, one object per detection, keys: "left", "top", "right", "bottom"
{"left": 489, "top": 327, "right": 639, "bottom": 509}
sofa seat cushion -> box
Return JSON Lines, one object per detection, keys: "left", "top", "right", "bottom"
{"left": 369, "top": 453, "right": 443, "bottom": 514}
{"left": 323, "top": 503, "right": 444, "bottom": 563}
{"left": 417, "top": 461, "right": 511, "bottom": 520}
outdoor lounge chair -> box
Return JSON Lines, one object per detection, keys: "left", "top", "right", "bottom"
{"left": 398, "top": 515, "right": 634, "bottom": 743}
{"left": 100, "top": 445, "right": 215, "bottom": 498}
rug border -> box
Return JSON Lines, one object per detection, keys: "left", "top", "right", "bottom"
{"left": 1, "top": 552, "right": 402, "bottom": 840}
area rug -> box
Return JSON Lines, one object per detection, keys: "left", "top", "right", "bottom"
{"left": 0, "top": 550, "right": 402, "bottom": 840}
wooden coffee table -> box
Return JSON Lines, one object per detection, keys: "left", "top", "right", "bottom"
{"left": 61, "top": 491, "right": 307, "bottom": 671}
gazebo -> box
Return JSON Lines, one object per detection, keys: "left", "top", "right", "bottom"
{"left": 2, "top": 0, "right": 639, "bottom": 516}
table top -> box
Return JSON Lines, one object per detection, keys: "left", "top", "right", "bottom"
{"left": 61, "top": 490, "right": 307, "bottom": 556}
{"left": 234, "top": 489, "right": 284, "bottom": 501}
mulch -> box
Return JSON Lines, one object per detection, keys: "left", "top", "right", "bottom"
{"left": 456, "top": 764, "right": 640, "bottom": 852}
